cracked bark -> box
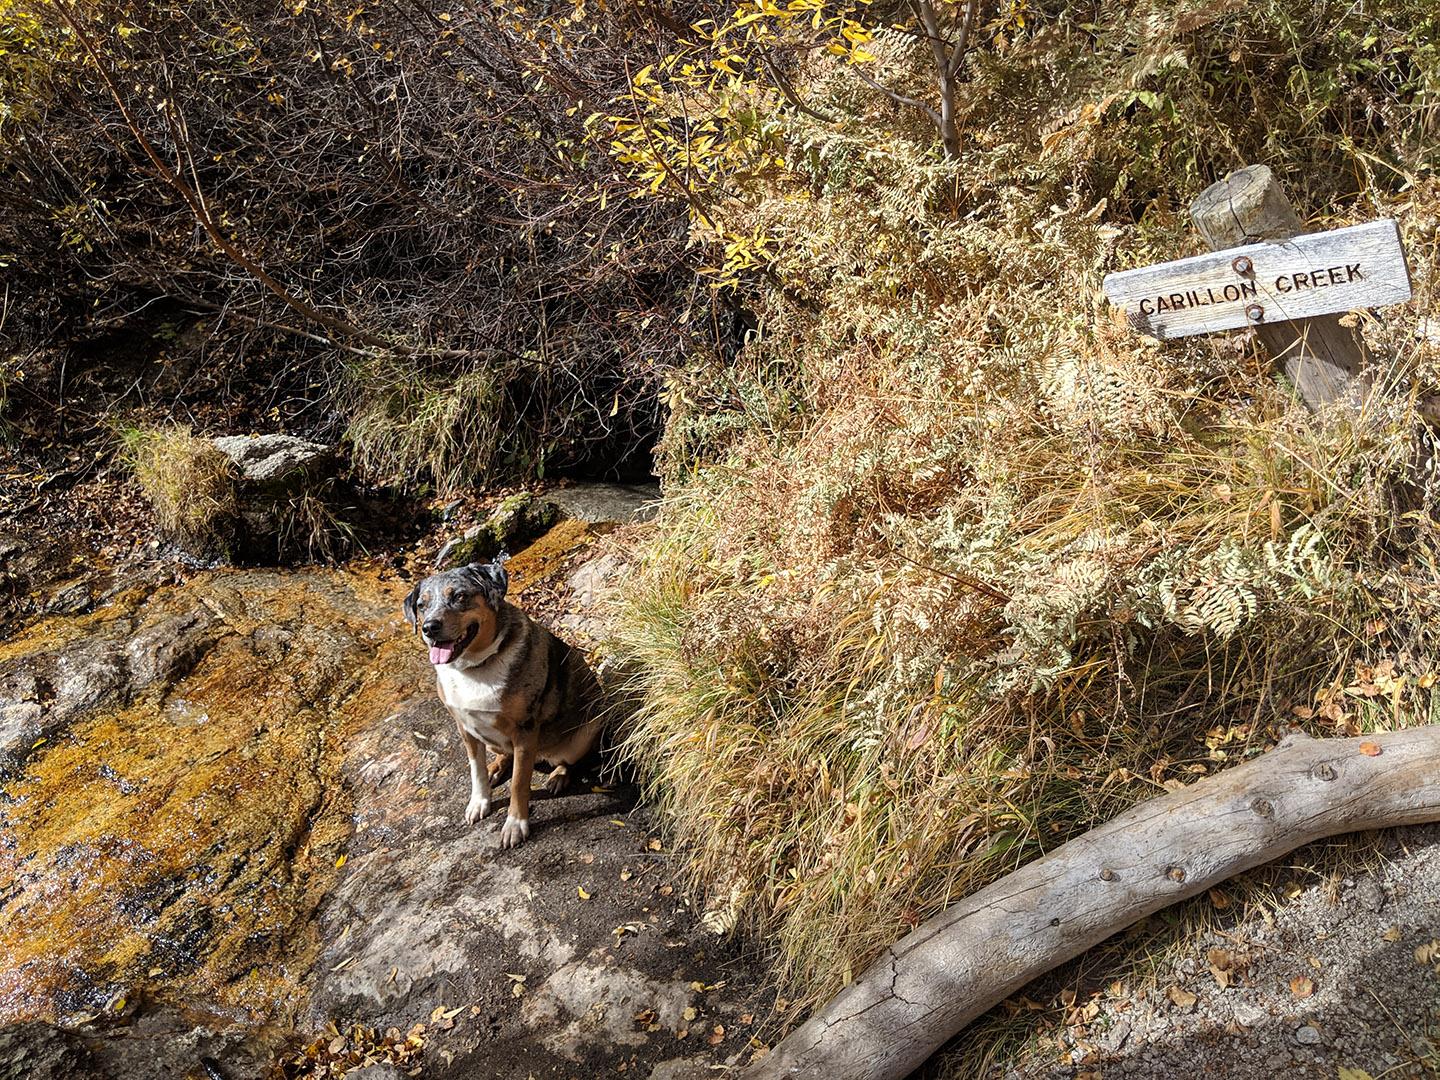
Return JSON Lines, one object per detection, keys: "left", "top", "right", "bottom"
{"left": 743, "top": 728, "right": 1440, "bottom": 1080}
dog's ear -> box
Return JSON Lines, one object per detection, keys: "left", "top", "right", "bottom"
{"left": 402, "top": 582, "right": 421, "bottom": 629}
{"left": 465, "top": 561, "right": 509, "bottom": 609}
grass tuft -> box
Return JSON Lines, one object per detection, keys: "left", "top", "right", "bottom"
{"left": 116, "top": 424, "right": 239, "bottom": 556}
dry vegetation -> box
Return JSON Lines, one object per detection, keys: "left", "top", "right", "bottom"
{"left": 115, "top": 423, "right": 239, "bottom": 554}
{"left": 608, "top": 0, "right": 1440, "bottom": 1019}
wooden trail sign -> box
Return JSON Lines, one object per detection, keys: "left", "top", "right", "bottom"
{"left": 1101, "top": 165, "right": 1415, "bottom": 411}
{"left": 1103, "top": 219, "right": 1412, "bottom": 341}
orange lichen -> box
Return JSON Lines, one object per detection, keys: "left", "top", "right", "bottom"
{"left": 0, "top": 567, "right": 417, "bottom": 1027}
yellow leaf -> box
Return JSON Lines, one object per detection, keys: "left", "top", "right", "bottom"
{"left": 578, "top": 885, "right": 591, "bottom": 899}
{"left": 335, "top": 853, "right": 347, "bottom": 868}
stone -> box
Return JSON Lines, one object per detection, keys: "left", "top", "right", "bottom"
{"left": 346, "top": 1065, "right": 404, "bottom": 1080}
{"left": 1350, "top": 876, "right": 1386, "bottom": 914}
{"left": 212, "top": 434, "right": 332, "bottom": 482}
{"left": 208, "top": 435, "right": 352, "bottom": 563}
{"left": 549, "top": 482, "right": 660, "bottom": 524}
{"left": 0, "top": 1022, "right": 103, "bottom": 1080}
{"left": 438, "top": 492, "right": 560, "bottom": 568}
{"left": 1295, "top": 1025, "right": 1322, "bottom": 1045}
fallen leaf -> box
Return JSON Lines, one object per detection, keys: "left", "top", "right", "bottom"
{"left": 682, "top": 1006, "right": 698, "bottom": 1021}
{"left": 610, "top": 820, "right": 627, "bottom": 827}
{"left": 1415, "top": 941, "right": 1440, "bottom": 965}
{"left": 1308, "top": 956, "right": 1321, "bottom": 970}
{"left": 740, "top": 1013, "right": 754, "bottom": 1025}
{"left": 709, "top": 1025, "right": 726, "bottom": 1045}
{"left": 1208, "top": 888, "right": 1231, "bottom": 910}
{"left": 1290, "top": 976, "right": 1315, "bottom": 998}
{"left": 579, "top": 854, "right": 595, "bottom": 864}
{"left": 1359, "top": 742, "right": 1382, "bottom": 756}
{"left": 328, "top": 1036, "right": 347, "bottom": 1054}
{"left": 648, "top": 838, "right": 663, "bottom": 851}
{"left": 634, "top": 1009, "right": 658, "bottom": 1025}
{"left": 1338, "top": 1067, "right": 1377, "bottom": 1080}
{"left": 1165, "top": 986, "right": 1197, "bottom": 1008}
{"left": 620, "top": 869, "right": 633, "bottom": 882}
{"left": 578, "top": 885, "right": 591, "bottom": 899}
{"left": 1383, "top": 925, "right": 1403, "bottom": 942}
{"left": 335, "top": 853, "right": 347, "bottom": 868}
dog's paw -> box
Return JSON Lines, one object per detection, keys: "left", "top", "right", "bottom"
{"left": 543, "top": 764, "right": 571, "bottom": 795}
{"left": 465, "top": 795, "right": 492, "bottom": 824}
{"left": 499, "top": 815, "right": 530, "bottom": 847}
{"left": 488, "top": 755, "right": 514, "bottom": 785}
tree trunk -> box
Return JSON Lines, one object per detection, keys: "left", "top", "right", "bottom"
{"left": 745, "top": 728, "right": 1440, "bottom": 1080}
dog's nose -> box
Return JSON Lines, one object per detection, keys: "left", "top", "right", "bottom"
{"left": 422, "top": 619, "right": 445, "bottom": 639}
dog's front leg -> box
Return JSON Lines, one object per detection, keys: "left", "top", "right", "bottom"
{"left": 500, "top": 739, "right": 535, "bottom": 847}
{"left": 456, "top": 722, "right": 493, "bottom": 824}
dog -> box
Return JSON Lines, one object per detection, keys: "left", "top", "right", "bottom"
{"left": 403, "top": 560, "right": 604, "bottom": 847}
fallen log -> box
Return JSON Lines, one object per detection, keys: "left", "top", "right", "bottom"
{"left": 746, "top": 728, "right": 1440, "bottom": 1080}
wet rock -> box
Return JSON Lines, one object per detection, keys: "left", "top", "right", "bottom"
{"left": 1, "top": 523, "right": 775, "bottom": 1080}
{"left": 124, "top": 610, "right": 220, "bottom": 688}
{"left": 42, "top": 582, "right": 93, "bottom": 617}
{"left": 0, "top": 568, "right": 407, "bottom": 1026}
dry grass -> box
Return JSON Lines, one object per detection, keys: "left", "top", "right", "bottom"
{"left": 117, "top": 424, "right": 239, "bottom": 556}
{"left": 608, "top": 0, "right": 1440, "bottom": 1019}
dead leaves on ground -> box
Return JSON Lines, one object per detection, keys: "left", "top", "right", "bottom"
{"left": 272, "top": 1019, "right": 426, "bottom": 1078}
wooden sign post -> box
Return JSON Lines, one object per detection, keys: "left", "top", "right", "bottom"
{"left": 1103, "top": 165, "right": 1413, "bottom": 410}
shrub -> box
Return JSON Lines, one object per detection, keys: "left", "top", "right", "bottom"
{"left": 608, "top": 0, "right": 1440, "bottom": 1015}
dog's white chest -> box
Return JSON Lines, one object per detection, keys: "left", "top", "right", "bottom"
{"left": 437, "top": 663, "right": 513, "bottom": 751}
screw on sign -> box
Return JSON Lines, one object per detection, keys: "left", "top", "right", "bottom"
{"left": 1103, "top": 219, "right": 1410, "bottom": 339}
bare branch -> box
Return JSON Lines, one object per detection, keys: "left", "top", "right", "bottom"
{"left": 851, "top": 66, "right": 943, "bottom": 129}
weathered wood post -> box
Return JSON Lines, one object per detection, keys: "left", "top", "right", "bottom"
{"left": 1102, "top": 165, "right": 1412, "bottom": 413}
{"left": 1189, "top": 165, "right": 1369, "bottom": 410}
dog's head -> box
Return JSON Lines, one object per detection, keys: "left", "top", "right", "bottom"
{"left": 403, "top": 562, "right": 509, "bottom": 666}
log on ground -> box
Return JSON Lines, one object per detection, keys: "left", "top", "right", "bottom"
{"left": 745, "top": 728, "right": 1440, "bottom": 1080}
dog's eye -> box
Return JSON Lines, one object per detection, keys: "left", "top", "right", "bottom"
{"left": 453, "top": 591, "right": 468, "bottom": 602}
{"left": 420, "top": 593, "right": 430, "bottom": 605}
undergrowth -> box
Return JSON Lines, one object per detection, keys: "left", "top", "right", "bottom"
{"left": 116, "top": 424, "right": 239, "bottom": 556}
{"left": 607, "top": 0, "right": 1440, "bottom": 1026}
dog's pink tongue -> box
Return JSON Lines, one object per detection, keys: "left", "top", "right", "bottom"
{"left": 430, "top": 641, "right": 458, "bottom": 665}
